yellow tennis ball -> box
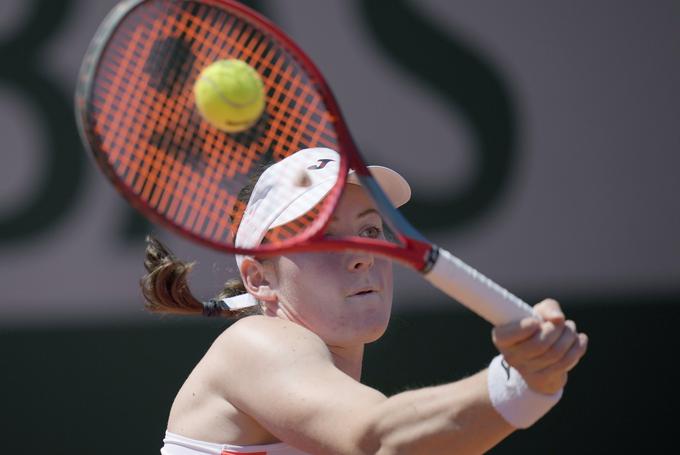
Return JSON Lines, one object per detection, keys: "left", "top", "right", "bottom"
{"left": 194, "top": 59, "right": 265, "bottom": 133}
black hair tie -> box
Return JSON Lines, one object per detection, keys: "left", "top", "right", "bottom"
{"left": 202, "top": 299, "right": 229, "bottom": 317}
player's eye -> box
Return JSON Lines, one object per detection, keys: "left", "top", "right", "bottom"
{"left": 360, "top": 225, "right": 383, "bottom": 239}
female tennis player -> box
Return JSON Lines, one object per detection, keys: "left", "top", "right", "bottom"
{"left": 146, "top": 148, "right": 588, "bottom": 455}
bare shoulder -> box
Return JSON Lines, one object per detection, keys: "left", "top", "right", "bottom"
{"left": 227, "top": 314, "right": 321, "bottom": 339}
{"left": 222, "top": 315, "right": 328, "bottom": 352}
{"left": 206, "top": 316, "right": 332, "bottom": 375}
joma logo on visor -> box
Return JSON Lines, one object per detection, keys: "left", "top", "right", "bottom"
{"left": 307, "top": 159, "right": 334, "bottom": 170}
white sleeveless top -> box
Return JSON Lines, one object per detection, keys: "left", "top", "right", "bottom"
{"left": 161, "top": 431, "right": 310, "bottom": 455}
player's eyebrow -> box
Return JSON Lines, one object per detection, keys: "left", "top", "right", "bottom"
{"left": 331, "top": 208, "right": 380, "bottom": 222}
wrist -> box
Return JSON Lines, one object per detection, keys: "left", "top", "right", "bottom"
{"left": 487, "top": 354, "right": 563, "bottom": 429}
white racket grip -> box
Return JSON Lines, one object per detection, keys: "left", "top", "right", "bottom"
{"left": 423, "top": 247, "right": 537, "bottom": 325}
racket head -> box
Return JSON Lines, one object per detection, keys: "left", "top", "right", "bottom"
{"left": 75, "top": 0, "right": 433, "bottom": 269}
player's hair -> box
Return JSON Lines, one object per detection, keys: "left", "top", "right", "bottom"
{"left": 140, "top": 162, "right": 271, "bottom": 318}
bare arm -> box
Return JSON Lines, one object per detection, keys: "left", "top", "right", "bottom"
{"left": 361, "top": 370, "right": 514, "bottom": 454}
{"left": 213, "top": 316, "right": 515, "bottom": 455}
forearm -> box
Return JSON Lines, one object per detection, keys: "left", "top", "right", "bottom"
{"left": 363, "top": 369, "right": 514, "bottom": 455}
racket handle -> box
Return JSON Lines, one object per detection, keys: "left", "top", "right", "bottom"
{"left": 423, "top": 247, "right": 538, "bottom": 325}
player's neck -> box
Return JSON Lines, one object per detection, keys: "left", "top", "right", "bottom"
{"left": 328, "top": 343, "right": 365, "bottom": 381}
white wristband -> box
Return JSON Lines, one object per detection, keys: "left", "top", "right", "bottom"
{"left": 487, "top": 354, "right": 563, "bottom": 429}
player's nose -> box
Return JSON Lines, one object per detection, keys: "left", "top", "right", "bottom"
{"left": 347, "top": 251, "right": 375, "bottom": 271}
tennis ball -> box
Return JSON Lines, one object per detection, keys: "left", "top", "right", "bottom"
{"left": 194, "top": 59, "right": 265, "bottom": 133}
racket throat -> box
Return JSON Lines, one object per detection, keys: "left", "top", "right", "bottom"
{"left": 421, "top": 245, "right": 440, "bottom": 274}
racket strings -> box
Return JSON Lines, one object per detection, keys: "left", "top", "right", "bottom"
{"left": 84, "top": 0, "right": 341, "bottom": 247}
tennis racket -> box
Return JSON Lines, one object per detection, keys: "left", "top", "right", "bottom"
{"left": 75, "top": 0, "right": 536, "bottom": 325}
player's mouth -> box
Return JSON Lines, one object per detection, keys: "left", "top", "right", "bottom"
{"left": 347, "top": 287, "right": 380, "bottom": 297}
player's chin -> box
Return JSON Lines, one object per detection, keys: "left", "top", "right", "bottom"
{"left": 363, "top": 321, "right": 390, "bottom": 343}
{"left": 351, "top": 298, "right": 392, "bottom": 342}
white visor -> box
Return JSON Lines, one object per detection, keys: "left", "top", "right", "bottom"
{"left": 224, "top": 147, "right": 411, "bottom": 310}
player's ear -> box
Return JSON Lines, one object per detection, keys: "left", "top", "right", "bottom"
{"left": 240, "top": 257, "right": 277, "bottom": 303}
